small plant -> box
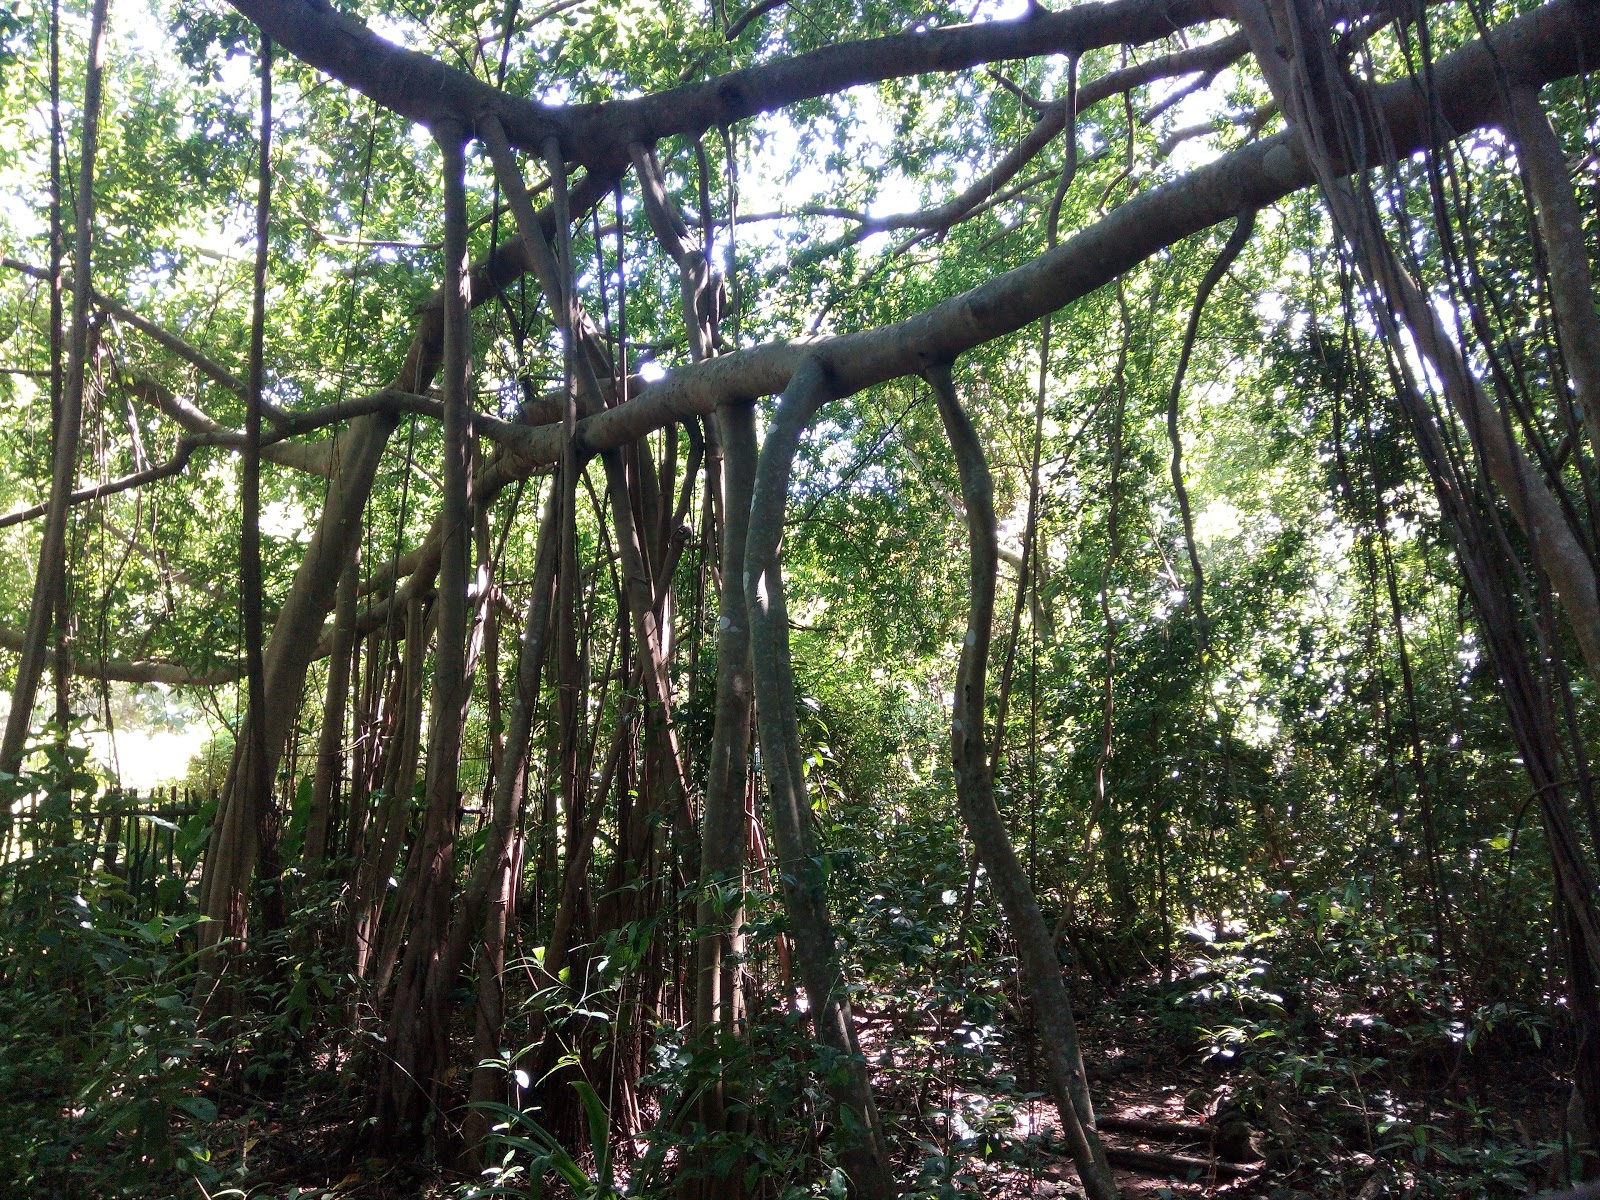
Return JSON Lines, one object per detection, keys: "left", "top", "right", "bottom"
{"left": 470, "top": 1079, "right": 620, "bottom": 1199}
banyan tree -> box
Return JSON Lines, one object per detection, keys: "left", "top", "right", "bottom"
{"left": 1, "top": 0, "right": 1599, "bottom": 1191}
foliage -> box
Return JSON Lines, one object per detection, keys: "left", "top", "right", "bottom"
{"left": 1, "top": 0, "right": 1598, "bottom": 1194}
{"left": 0, "top": 742, "right": 216, "bottom": 1197}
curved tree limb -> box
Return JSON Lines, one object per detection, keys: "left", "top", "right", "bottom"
{"left": 0, "top": 387, "right": 544, "bottom": 530}
{"left": 745, "top": 357, "right": 897, "bottom": 1199}
{"left": 33, "top": 0, "right": 1597, "bottom": 729}
{"left": 565, "top": 0, "right": 1600, "bottom": 460}
{"left": 926, "top": 360, "right": 1117, "bottom": 1200}
{"left": 0, "top": 438, "right": 198, "bottom": 530}
{"left": 1165, "top": 208, "right": 1256, "bottom": 645}
{"left": 119, "top": 369, "right": 329, "bottom": 475}
{"left": 309, "top": 0, "right": 1600, "bottom": 642}
{"left": 226, "top": 0, "right": 1223, "bottom": 167}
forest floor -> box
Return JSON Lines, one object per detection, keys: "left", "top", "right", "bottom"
{"left": 975, "top": 976, "right": 1573, "bottom": 1200}
{"left": 230, "top": 963, "right": 1572, "bottom": 1200}
{"left": 968, "top": 1002, "right": 1278, "bottom": 1200}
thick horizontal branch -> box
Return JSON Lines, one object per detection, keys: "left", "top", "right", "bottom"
{"left": 67, "top": 0, "right": 1586, "bottom": 697}
{"left": 562, "top": 0, "right": 1222, "bottom": 163}
{"left": 0, "top": 624, "right": 236, "bottom": 687}
{"left": 552, "top": 0, "right": 1592, "bottom": 454}
{"left": 208, "top": 1, "right": 1236, "bottom": 476}
{"left": 328, "top": 0, "right": 1593, "bottom": 631}
{"left": 227, "top": 0, "right": 1221, "bottom": 166}
{"left": 213, "top": 388, "right": 549, "bottom": 453}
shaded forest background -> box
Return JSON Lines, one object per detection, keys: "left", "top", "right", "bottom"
{"left": 0, "top": 0, "right": 1598, "bottom": 1195}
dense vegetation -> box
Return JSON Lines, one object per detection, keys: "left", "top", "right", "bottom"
{"left": 1, "top": 0, "right": 1598, "bottom": 1194}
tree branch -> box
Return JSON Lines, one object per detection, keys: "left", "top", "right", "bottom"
{"left": 563, "top": 0, "right": 1600, "bottom": 458}
{"left": 0, "top": 622, "right": 237, "bottom": 686}
{"left": 226, "top": 0, "right": 1222, "bottom": 167}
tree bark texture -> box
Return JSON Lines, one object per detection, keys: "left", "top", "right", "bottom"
{"left": 694, "top": 397, "right": 757, "bottom": 1151}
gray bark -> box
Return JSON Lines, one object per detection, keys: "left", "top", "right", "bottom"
{"left": 925, "top": 362, "right": 1117, "bottom": 1200}
{"left": 745, "top": 359, "right": 898, "bottom": 1200}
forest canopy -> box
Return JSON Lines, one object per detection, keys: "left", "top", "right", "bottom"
{"left": 1, "top": 0, "right": 1599, "bottom": 1195}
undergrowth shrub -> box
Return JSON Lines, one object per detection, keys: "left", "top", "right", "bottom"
{"left": 0, "top": 741, "right": 217, "bottom": 1197}
{"left": 1158, "top": 878, "right": 1569, "bottom": 1196}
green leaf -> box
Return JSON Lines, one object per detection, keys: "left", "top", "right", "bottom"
{"left": 175, "top": 1096, "right": 217, "bottom": 1123}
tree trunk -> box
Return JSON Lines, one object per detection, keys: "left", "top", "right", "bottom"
{"left": 198, "top": 408, "right": 398, "bottom": 968}
{"left": 745, "top": 358, "right": 898, "bottom": 1200}
{"left": 346, "top": 596, "right": 428, "bottom": 978}
{"left": 694, "top": 398, "right": 757, "bottom": 1171}
{"left": 375, "top": 120, "right": 474, "bottom": 1145}
{"left": 1226, "top": 0, "right": 1600, "bottom": 682}
{"left": 1506, "top": 82, "right": 1600, "bottom": 479}
{"left": 925, "top": 362, "right": 1118, "bottom": 1200}
{"left": 458, "top": 483, "right": 559, "bottom": 1161}
{"left": 0, "top": 0, "right": 110, "bottom": 772}
{"left": 1229, "top": 0, "right": 1600, "bottom": 1173}
{"left": 303, "top": 544, "right": 361, "bottom": 878}
{"left": 238, "top": 31, "right": 278, "bottom": 944}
